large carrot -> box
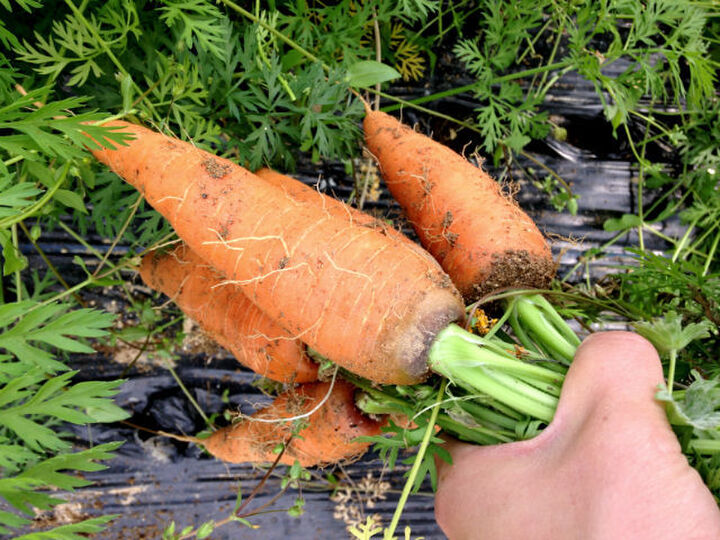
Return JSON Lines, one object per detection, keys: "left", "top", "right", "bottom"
{"left": 364, "top": 110, "right": 555, "bottom": 301}
{"left": 90, "top": 121, "right": 464, "bottom": 385}
{"left": 139, "top": 243, "right": 318, "bottom": 383}
{"left": 255, "top": 167, "right": 436, "bottom": 263}
{"left": 201, "top": 380, "right": 383, "bottom": 467}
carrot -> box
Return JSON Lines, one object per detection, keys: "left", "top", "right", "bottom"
{"left": 201, "top": 380, "right": 383, "bottom": 467}
{"left": 90, "top": 121, "right": 464, "bottom": 385}
{"left": 255, "top": 167, "right": 437, "bottom": 263}
{"left": 363, "top": 110, "right": 556, "bottom": 301}
{"left": 139, "top": 243, "right": 318, "bottom": 383}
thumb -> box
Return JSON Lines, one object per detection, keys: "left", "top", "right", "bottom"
{"left": 549, "top": 330, "right": 667, "bottom": 437}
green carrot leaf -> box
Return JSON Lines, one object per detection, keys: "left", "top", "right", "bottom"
{"left": 633, "top": 311, "right": 714, "bottom": 356}
{"left": 657, "top": 371, "right": 720, "bottom": 430}
{"left": 346, "top": 61, "right": 401, "bottom": 89}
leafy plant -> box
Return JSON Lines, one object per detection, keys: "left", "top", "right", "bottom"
{"left": 1, "top": 0, "right": 719, "bottom": 536}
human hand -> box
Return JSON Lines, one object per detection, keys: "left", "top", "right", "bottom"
{"left": 434, "top": 331, "right": 720, "bottom": 539}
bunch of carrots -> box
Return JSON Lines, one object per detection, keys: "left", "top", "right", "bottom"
{"left": 87, "top": 106, "right": 561, "bottom": 469}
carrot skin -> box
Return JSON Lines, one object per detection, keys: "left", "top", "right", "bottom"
{"left": 139, "top": 244, "right": 318, "bottom": 383}
{"left": 363, "top": 110, "right": 556, "bottom": 301}
{"left": 255, "top": 167, "right": 438, "bottom": 263}
{"left": 202, "top": 380, "right": 383, "bottom": 467}
{"left": 91, "top": 122, "right": 464, "bottom": 385}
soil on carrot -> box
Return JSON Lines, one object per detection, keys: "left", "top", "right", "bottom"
{"left": 426, "top": 270, "right": 454, "bottom": 290}
{"left": 202, "top": 158, "right": 232, "bottom": 179}
{"left": 470, "top": 250, "right": 557, "bottom": 300}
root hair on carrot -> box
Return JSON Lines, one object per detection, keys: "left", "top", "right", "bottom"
{"left": 234, "top": 367, "right": 339, "bottom": 425}
{"left": 213, "top": 262, "right": 313, "bottom": 288}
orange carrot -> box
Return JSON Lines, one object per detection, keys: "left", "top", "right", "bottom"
{"left": 90, "top": 121, "right": 464, "bottom": 385}
{"left": 202, "top": 380, "right": 383, "bottom": 467}
{"left": 255, "top": 167, "right": 436, "bottom": 263}
{"left": 139, "top": 243, "right": 318, "bottom": 383}
{"left": 364, "top": 110, "right": 555, "bottom": 301}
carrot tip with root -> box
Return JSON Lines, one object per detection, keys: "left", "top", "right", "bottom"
{"left": 363, "top": 110, "right": 555, "bottom": 302}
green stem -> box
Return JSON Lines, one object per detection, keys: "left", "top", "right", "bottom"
{"left": 519, "top": 149, "right": 574, "bottom": 198}
{"left": 560, "top": 230, "right": 626, "bottom": 283}
{"left": 430, "top": 352, "right": 556, "bottom": 422}
{"left": 91, "top": 193, "right": 142, "bottom": 278}
{"left": 513, "top": 297, "right": 578, "bottom": 363}
{"left": 458, "top": 399, "right": 519, "bottom": 430}
{"left": 535, "top": 20, "right": 565, "bottom": 98}
{"left": 384, "top": 380, "right": 446, "bottom": 540}
{"left": 3, "top": 155, "right": 25, "bottom": 167}
{"left": 688, "top": 439, "right": 720, "bottom": 455}
{"left": 355, "top": 391, "right": 512, "bottom": 445}
{"left": 687, "top": 219, "right": 720, "bottom": 259}
{"left": 435, "top": 414, "right": 509, "bottom": 445}
{"left": 381, "top": 60, "right": 572, "bottom": 113}
{"left": 531, "top": 295, "right": 582, "bottom": 348}
{"left": 621, "top": 121, "right": 649, "bottom": 252}
{"left": 354, "top": 392, "right": 406, "bottom": 416}
{"left": 57, "top": 220, "right": 119, "bottom": 271}
{"left": 702, "top": 231, "right": 719, "bottom": 276}
{"left": 667, "top": 349, "right": 677, "bottom": 393}
{"left": 517, "top": 17, "right": 554, "bottom": 64}
{"left": 220, "top": 0, "right": 327, "bottom": 68}
{"left": 12, "top": 224, "right": 21, "bottom": 301}
{"left": 30, "top": 277, "right": 95, "bottom": 312}
{"left": 164, "top": 360, "right": 211, "bottom": 427}
{"left": 509, "top": 307, "right": 544, "bottom": 356}
{"left": 254, "top": 12, "right": 296, "bottom": 102}
{"left": 672, "top": 218, "right": 699, "bottom": 262}
{"left": 18, "top": 221, "right": 85, "bottom": 306}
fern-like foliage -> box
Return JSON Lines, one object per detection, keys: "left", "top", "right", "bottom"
{"left": 0, "top": 302, "right": 128, "bottom": 535}
{"left": 0, "top": 444, "right": 123, "bottom": 535}
{"left": 454, "top": 0, "right": 718, "bottom": 154}
{"left": 159, "top": 0, "right": 229, "bottom": 60}
{"left": 0, "top": 302, "right": 115, "bottom": 374}
{"left": 15, "top": 0, "right": 140, "bottom": 87}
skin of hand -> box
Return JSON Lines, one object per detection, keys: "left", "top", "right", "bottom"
{"left": 434, "top": 331, "right": 720, "bottom": 540}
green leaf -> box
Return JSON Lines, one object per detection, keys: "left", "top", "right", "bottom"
{"left": 657, "top": 371, "right": 720, "bottom": 430}
{"left": 13, "top": 515, "right": 118, "bottom": 539}
{"left": 232, "top": 485, "right": 243, "bottom": 513}
{"left": 346, "top": 61, "right": 401, "bottom": 89}
{"left": 163, "top": 520, "right": 176, "bottom": 539}
{"left": 0, "top": 369, "right": 127, "bottom": 452}
{"left": 53, "top": 188, "right": 87, "bottom": 214}
{"left": 119, "top": 72, "right": 134, "bottom": 112}
{"left": 633, "top": 311, "right": 713, "bottom": 356}
{"left": 195, "top": 520, "right": 215, "bottom": 539}
{"left": 503, "top": 132, "right": 531, "bottom": 152}
{"left": 231, "top": 516, "right": 257, "bottom": 528}
{"left": 603, "top": 213, "right": 643, "bottom": 232}
{"left": 1, "top": 444, "right": 121, "bottom": 530}
{"left": 0, "top": 230, "right": 28, "bottom": 276}
{"left": 0, "top": 302, "right": 115, "bottom": 372}
{"left": 0, "top": 178, "right": 42, "bottom": 219}
{"left": 159, "top": 0, "right": 229, "bottom": 60}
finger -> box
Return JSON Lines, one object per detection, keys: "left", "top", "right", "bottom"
{"left": 434, "top": 434, "right": 477, "bottom": 485}
{"left": 550, "top": 331, "right": 665, "bottom": 433}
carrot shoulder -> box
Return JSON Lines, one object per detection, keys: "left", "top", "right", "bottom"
{"left": 91, "top": 121, "right": 464, "bottom": 385}
{"left": 139, "top": 243, "right": 318, "bottom": 383}
{"left": 364, "top": 110, "right": 555, "bottom": 301}
{"left": 201, "top": 380, "right": 383, "bottom": 467}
